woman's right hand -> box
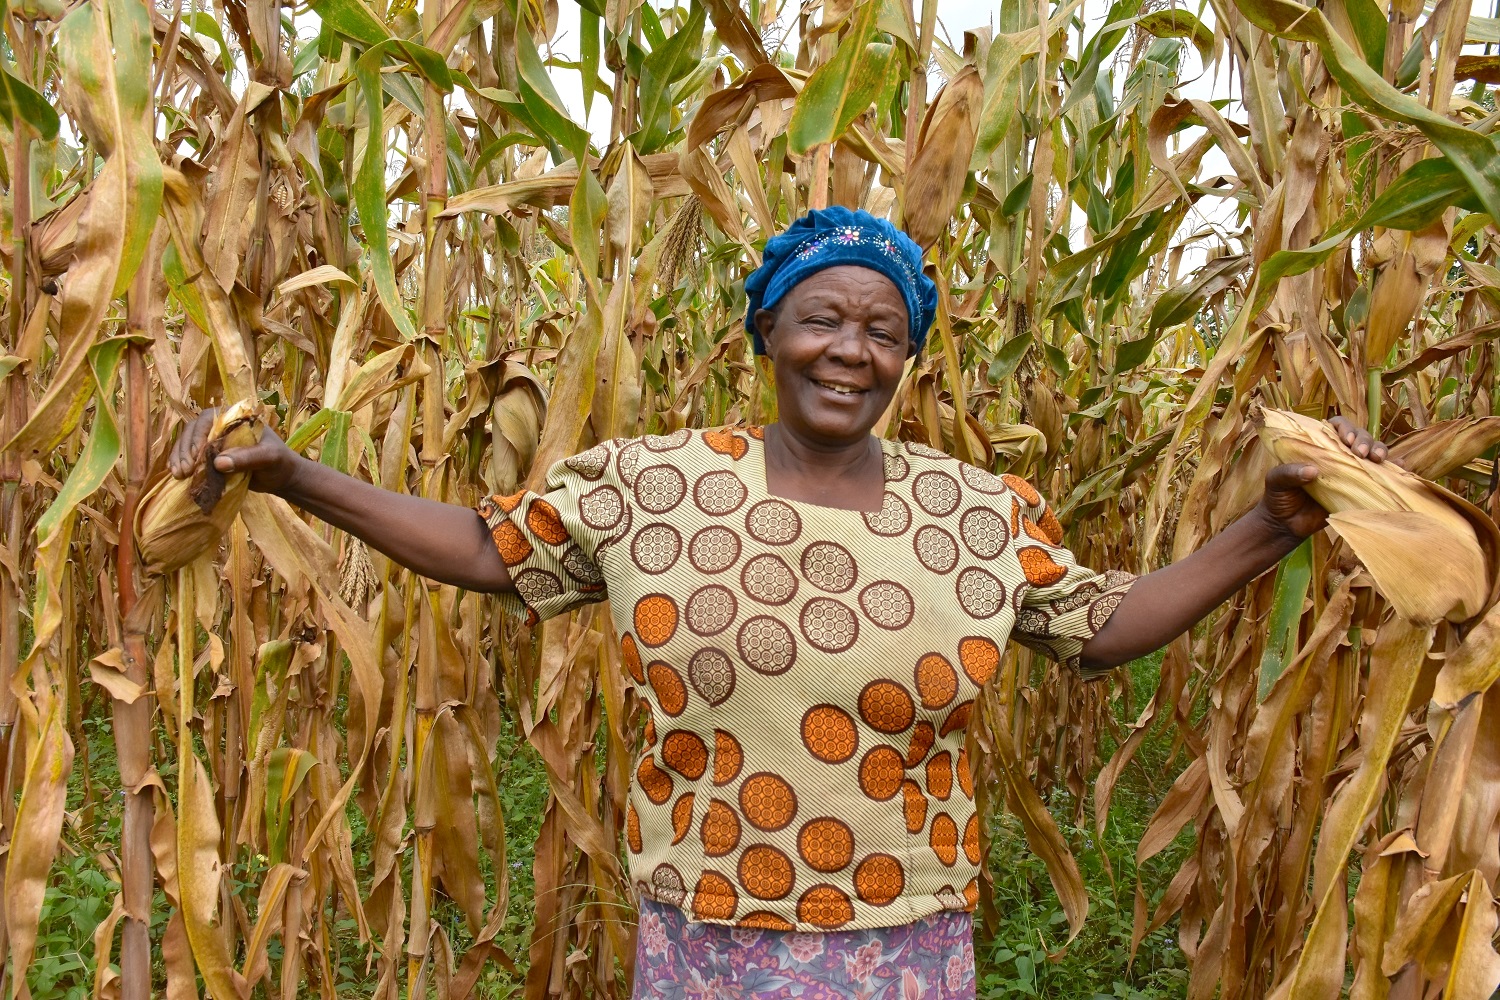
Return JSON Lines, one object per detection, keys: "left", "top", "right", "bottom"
{"left": 169, "top": 408, "right": 303, "bottom": 495}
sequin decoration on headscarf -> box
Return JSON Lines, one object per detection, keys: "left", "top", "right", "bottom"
{"left": 743, "top": 207, "right": 938, "bottom": 356}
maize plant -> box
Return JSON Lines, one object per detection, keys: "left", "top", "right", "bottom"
{"left": 1, "top": 0, "right": 1500, "bottom": 993}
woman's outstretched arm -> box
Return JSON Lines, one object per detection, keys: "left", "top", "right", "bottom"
{"left": 1077, "top": 416, "right": 1389, "bottom": 672}
{"left": 170, "top": 409, "right": 513, "bottom": 594}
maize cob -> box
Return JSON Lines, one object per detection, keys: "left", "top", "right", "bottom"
{"left": 136, "top": 401, "right": 267, "bottom": 575}
{"left": 1257, "top": 408, "right": 1497, "bottom": 624}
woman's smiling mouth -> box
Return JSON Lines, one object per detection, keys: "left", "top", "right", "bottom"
{"left": 812, "top": 378, "right": 866, "bottom": 396}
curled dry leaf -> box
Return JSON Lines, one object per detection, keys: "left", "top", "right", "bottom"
{"left": 1257, "top": 408, "right": 1498, "bottom": 623}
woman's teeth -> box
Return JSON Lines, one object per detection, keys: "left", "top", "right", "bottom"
{"left": 815, "top": 380, "right": 861, "bottom": 395}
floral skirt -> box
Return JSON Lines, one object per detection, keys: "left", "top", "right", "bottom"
{"left": 632, "top": 897, "right": 976, "bottom": 999}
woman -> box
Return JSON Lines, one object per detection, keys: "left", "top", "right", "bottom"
{"left": 172, "top": 207, "right": 1387, "bottom": 998}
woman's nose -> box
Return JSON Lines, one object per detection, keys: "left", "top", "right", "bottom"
{"left": 825, "top": 322, "right": 869, "bottom": 363}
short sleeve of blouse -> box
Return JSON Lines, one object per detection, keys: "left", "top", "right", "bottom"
{"left": 475, "top": 441, "right": 622, "bottom": 623}
{"left": 1003, "top": 475, "right": 1136, "bottom": 675}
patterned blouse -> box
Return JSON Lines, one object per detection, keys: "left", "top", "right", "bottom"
{"left": 477, "top": 426, "right": 1134, "bottom": 933}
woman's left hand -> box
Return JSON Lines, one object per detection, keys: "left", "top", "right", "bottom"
{"left": 1260, "top": 415, "right": 1392, "bottom": 540}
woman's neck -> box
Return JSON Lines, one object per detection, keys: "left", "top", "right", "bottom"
{"left": 762, "top": 424, "right": 885, "bottom": 511}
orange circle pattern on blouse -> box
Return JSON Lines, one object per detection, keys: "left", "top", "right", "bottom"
{"left": 853, "top": 854, "right": 905, "bottom": 906}
{"left": 737, "top": 910, "right": 795, "bottom": 931}
{"left": 620, "top": 633, "right": 645, "bottom": 684}
{"left": 704, "top": 427, "right": 749, "bottom": 460}
{"left": 797, "top": 817, "right": 855, "bottom": 873}
{"left": 637, "top": 757, "right": 674, "bottom": 805}
{"left": 738, "top": 845, "right": 795, "bottom": 900}
{"left": 626, "top": 802, "right": 643, "bottom": 854}
{"left": 739, "top": 773, "right": 798, "bottom": 831}
{"left": 492, "top": 490, "right": 526, "bottom": 514}
{"left": 930, "top": 813, "right": 959, "bottom": 866}
{"left": 956, "top": 747, "right": 973, "bottom": 797}
{"left": 700, "top": 799, "right": 741, "bottom": 857}
{"left": 662, "top": 731, "right": 709, "bottom": 780}
{"left": 958, "top": 637, "right": 1000, "bottom": 686}
{"left": 491, "top": 520, "right": 533, "bottom": 566}
{"left": 904, "top": 721, "right": 936, "bottom": 768}
{"left": 1018, "top": 546, "right": 1067, "bottom": 587}
{"left": 902, "top": 780, "right": 928, "bottom": 833}
{"left": 914, "top": 653, "right": 958, "bottom": 709}
{"left": 797, "top": 885, "right": 855, "bottom": 929}
{"left": 926, "top": 751, "right": 953, "bottom": 801}
{"left": 857, "top": 680, "right": 915, "bottom": 735}
{"left": 692, "top": 871, "right": 738, "bottom": 921}
{"left": 525, "top": 498, "right": 571, "bottom": 546}
{"left": 713, "top": 730, "right": 743, "bottom": 786}
{"left": 647, "top": 662, "right": 687, "bottom": 716}
{"left": 671, "top": 793, "right": 695, "bottom": 845}
{"left": 801, "top": 705, "right": 858, "bottom": 764}
{"left": 1001, "top": 474, "right": 1041, "bottom": 506}
{"left": 939, "top": 701, "right": 973, "bottom": 739}
{"left": 634, "top": 594, "right": 680, "bottom": 647}
{"left": 964, "top": 814, "right": 982, "bottom": 865}
{"left": 1036, "top": 507, "right": 1065, "bottom": 545}
{"left": 857, "top": 747, "right": 904, "bottom": 801}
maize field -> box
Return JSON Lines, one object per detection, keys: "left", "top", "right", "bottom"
{"left": 2, "top": 0, "right": 1500, "bottom": 993}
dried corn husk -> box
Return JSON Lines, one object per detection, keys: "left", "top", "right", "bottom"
{"left": 137, "top": 401, "right": 267, "bottom": 575}
{"left": 1257, "top": 408, "right": 1499, "bottom": 624}
{"left": 901, "top": 65, "right": 982, "bottom": 249}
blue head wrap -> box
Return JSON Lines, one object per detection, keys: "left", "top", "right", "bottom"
{"left": 743, "top": 207, "right": 937, "bottom": 356}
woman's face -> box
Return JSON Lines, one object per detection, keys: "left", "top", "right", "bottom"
{"left": 755, "top": 265, "right": 911, "bottom": 448}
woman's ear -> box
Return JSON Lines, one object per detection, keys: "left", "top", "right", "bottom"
{"left": 753, "top": 308, "right": 777, "bottom": 352}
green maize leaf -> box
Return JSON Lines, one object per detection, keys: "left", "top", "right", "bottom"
{"left": 1235, "top": 0, "right": 1500, "bottom": 223}
{"left": 788, "top": 2, "right": 888, "bottom": 153}
{"left": 0, "top": 68, "right": 59, "bottom": 140}
{"left": 181, "top": 11, "right": 232, "bottom": 65}
{"left": 1111, "top": 332, "right": 1160, "bottom": 374}
{"left": 1137, "top": 9, "right": 1214, "bottom": 66}
{"left": 1342, "top": 0, "right": 1387, "bottom": 68}
{"left": 354, "top": 43, "right": 417, "bottom": 339}
{"left": 265, "top": 748, "right": 319, "bottom": 865}
{"left": 1062, "top": 0, "right": 1145, "bottom": 114}
{"left": 310, "top": 0, "right": 390, "bottom": 47}
{"left": 581, "top": 6, "right": 601, "bottom": 118}
{"left": 515, "top": 22, "right": 590, "bottom": 161}
{"left": 987, "top": 333, "right": 1034, "bottom": 384}
{"left": 1255, "top": 155, "right": 1483, "bottom": 312}
{"left": 1150, "top": 254, "right": 1251, "bottom": 331}
{"left": 1259, "top": 539, "right": 1312, "bottom": 701}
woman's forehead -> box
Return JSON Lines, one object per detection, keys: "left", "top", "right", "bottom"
{"left": 786, "top": 267, "right": 908, "bottom": 311}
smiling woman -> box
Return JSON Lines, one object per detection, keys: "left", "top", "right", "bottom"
{"left": 170, "top": 206, "right": 1390, "bottom": 1000}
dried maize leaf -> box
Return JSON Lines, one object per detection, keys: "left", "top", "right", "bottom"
{"left": 1259, "top": 408, "right": 1499, "bottom": 622}
{"left": 1327, "top": 510, "right": 1489, "bottom": 624}
{"left": 1432, "top": 602, "right": 1500, "bottom": 711}
{"left": 1389, "top": 416, "right": 1500, "bottom": 481}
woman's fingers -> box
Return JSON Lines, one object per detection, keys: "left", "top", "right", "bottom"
{"left": 170, "top": 409, "right": 217, "bottom": 478}
{"left": 1265, "top": 462, "right": 1318, "bottom": 492}
{"left": 1326, "top": 414, "right": 1389, "bottom": 463}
